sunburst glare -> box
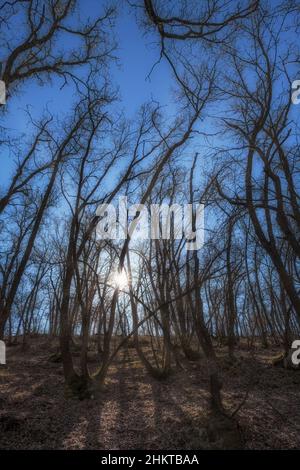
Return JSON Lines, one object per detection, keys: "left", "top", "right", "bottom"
{"left": 111, "top": 270, "right": 129, "bottom": 290}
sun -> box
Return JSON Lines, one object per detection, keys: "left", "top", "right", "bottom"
{"left": 111, "top": 269, "right": 129, "bottom": 289}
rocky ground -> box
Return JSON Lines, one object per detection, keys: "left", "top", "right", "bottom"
{"left": 0, "top": 336, "right": 300, "bottom": 449}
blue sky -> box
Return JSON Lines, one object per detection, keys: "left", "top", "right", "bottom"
{"left": 2, "top": 0, "right": 298, "bottom": 192}
{"left": 1, "top": 1, "right": 173, "bottom": 124}
{"left": 0, "top": 1, "right": 173, "bottom": 183}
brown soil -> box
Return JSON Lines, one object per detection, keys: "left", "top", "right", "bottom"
{"left": 0, "top": 337, "right": 300, "bottom": 449}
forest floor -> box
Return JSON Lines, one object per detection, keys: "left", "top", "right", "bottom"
{"left": 0, "top": 336, "right": 300, "bottom": 450}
